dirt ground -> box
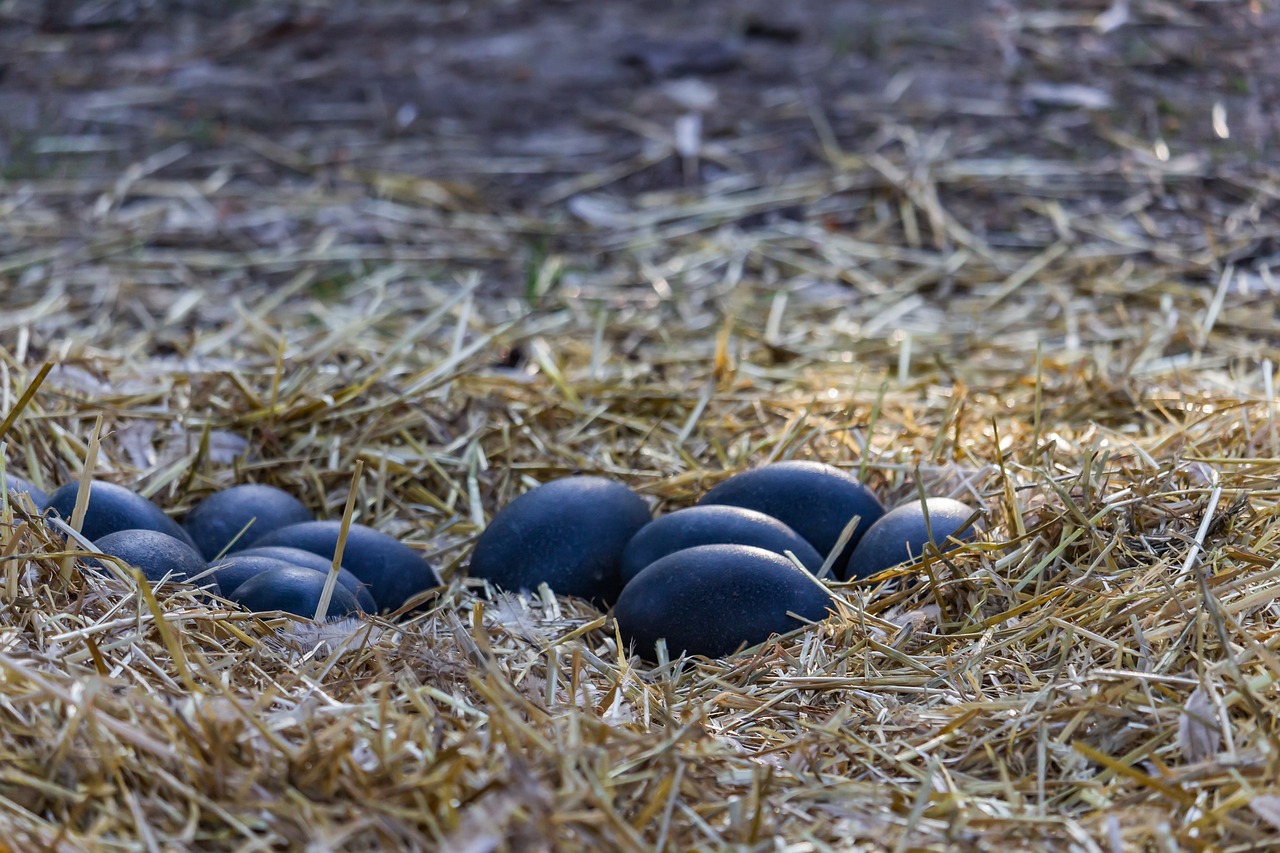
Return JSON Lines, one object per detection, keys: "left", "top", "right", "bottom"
{"left": 2, "top": 0, "right": 1275, "bottom": 213}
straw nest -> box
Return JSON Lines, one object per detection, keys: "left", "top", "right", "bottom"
{"left": 3, "top": 16, "right": 1280, "bottom": 852}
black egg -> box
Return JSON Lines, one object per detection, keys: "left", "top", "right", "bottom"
{"left": 468, "top": 476, "right": 651, "bottom": 604}
{"left": 697, "top": 461, "right": 884, "bottom": 569}
{"left": 4, "top": 474, "right": 49, "bottom": 510}
{"left": 614, "top": 544, "right": 835, "bottom": 660}
{"left": 620, "top": 505, "right": 823, "bottom": 585}
{"left": 183, "top": 484, "right": 313, "bottom": 560}
{"left": 92, "top": 529, "right": 212, "bottom": 587}
{"left": 253, "top": 521, "right": 439, "bottom": 613}
{"left": 210, "top": 554, "right": 375, "bottom": 612}
{"left": 842, "top": 497, "right": 978, "bottom": 580}
{"left": 237, "top": 545, "right": 348, "bottom": 574}
{"left": 48, "top": 480, "right": 196, "bottom": 549}
{"left": 227, "top": 565, "right": 361, "bottom": 620}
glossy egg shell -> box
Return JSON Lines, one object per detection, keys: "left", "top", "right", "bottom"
{"left": 4, "top": 474, "right": 49, "bottom": 511}
{"left": 842, "top": 497, "right": 978, "bottom": 580}
{"left": 210, "top": 554, "right": 375, "bottom": 612}
{"left": 183, "top": 484, "right": 313, "bottom": 560}
{"left": 620, "top": 505, "right": 823, "bottom": 585}
{"left": 237, "top": 545, "right": 349, "bottom": 574}
{"left": 253, "top": 521, "right": 439, "bottom": 613}
{"left": 92, "top": 528, "right": 212, "bottom": 587}
{"left": 227, "top": 565, "right": 361, "bottom": 620}
{"left": 467, "top": 476, "right": 651, "bottom": 605}
{"left": 614, "top": 544, "right": 835, "bottom": 660}
{"left": 49, "top": 480, "right": 196, "bottom": 549}
{"left": 697, "top": 461, "right": 885, "bottom": 569}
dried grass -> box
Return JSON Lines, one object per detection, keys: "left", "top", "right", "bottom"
{"left": 3, "top": 6, "right": 1280, "bottom": 849}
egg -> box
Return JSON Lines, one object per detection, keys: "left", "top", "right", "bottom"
{"left": 183, "top": 484, "right": 313, "bottom": 560}
{"left": 697, "top": 461, "right": 884, "bottom": 569}
{"left": 48, "top": 480, "right": 196, "bottom": 549}
{"left": 842, "top": 497, "right": 978, "bottom": 580}
{"left": 92, "top": 528, "right": 212, "bottom": 587}
{"left": 252, "top": 521, "right": 439, "bottom": 613}
{"left": 236, "top": 545, "right": 350, "bottom": 574}
{"left": 3, "top": 474, "right": 49, "bottom": 510}
{"left": 227, "top": 565, "right": 362, "bottom": 620}
{"left": 467, "top": 476, "right": 651, "bottom": 604}
{"left": 614, "top": 544, "right": 835, "bottom": 660}
{"left": 620, "top": 505, "right": 823, "bottom": 585}
{"left": 210, "top": 553, "right": 376, "bottom": 612}
{"left": 230, "top": 548, "right": 389, "bottom": 615}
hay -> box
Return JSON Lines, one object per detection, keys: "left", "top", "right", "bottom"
{"left": 3, "top": 1, "right": 1280, "bottom": 849}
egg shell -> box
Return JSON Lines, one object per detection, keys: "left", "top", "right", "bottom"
{"left": 842, "top": 497, "right": 978, "bottom": 580}
{"left": 620, "top": 505, "right": 823, "bottom": 585}
{"left": 4, "top": 474, "right": 49, "bottom": 510}
{"left": 92, "top": 528, "right": 212, "bottom": 587}
{"left": 468, "top": 476, "right": 651, "bottom": 604}
{"left": 49, "top": 480, "right": 196, "bottom": 549}
{"left": 615, "top": 544, "right": 835, "bottom": 660}
{"left": 210, "top": 554, "right": 376, "bottom": 612}
{"left": 697, "top": 461, "right": 885, "bottom": 568}
{"left": 183, "top": 484, "right": 313, "bottom": 560}
{"left": 227, "top": 565, "right": 361, "bottom": 620}
{"left": 237, "top": 546, "right": 349, "bottom": 574}
{"left": 252, "top": 521, "right": 439, "bottom": 613}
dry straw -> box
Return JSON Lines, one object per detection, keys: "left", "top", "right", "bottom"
{"left": 2, "top": 8, "right": 1280, "bottom": 850}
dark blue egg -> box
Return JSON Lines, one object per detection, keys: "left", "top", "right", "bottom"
{"left": 614, "top": 544, "right": 836, "bottom": 660}
{"left": 211, "top": 553, "right": 375, "bottom": 612}
{"left": 468, "top": 476, "right": 651, "bottom": 604}
{"left": 697, "top": 461, "right": 884, "bottom": 570}
{"left": 620, "top": 505, "right": 823, "bottom": 585}
{"left": 49, "top": 480, "right": 196, "bottom": 549}
{"left": 92, "top": 529, "right": 211, "bottom": 587}
{"left": 253, "top": 521, "right": 439, "bottom": 613}
{"left": 183, "top": 484, "right": 313, "bottom": 560}
{"left": 842, "top": 497, "right": 978, "bottom": 580}
{"left": 227, "top": 565, "right": 361, "bottom": 620}
{"left": 4, "top": 474, "right": 49, "bottom": 510}
{"left": 237, "top": 546, "right": 347, "bottom": 574}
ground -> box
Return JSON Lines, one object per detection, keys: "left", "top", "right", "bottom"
{"left": 4, "top": 1, "right": 1275, "bottom": 217}
{"left": 1, "top": 0, "right": 1280, "bottom": 850}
